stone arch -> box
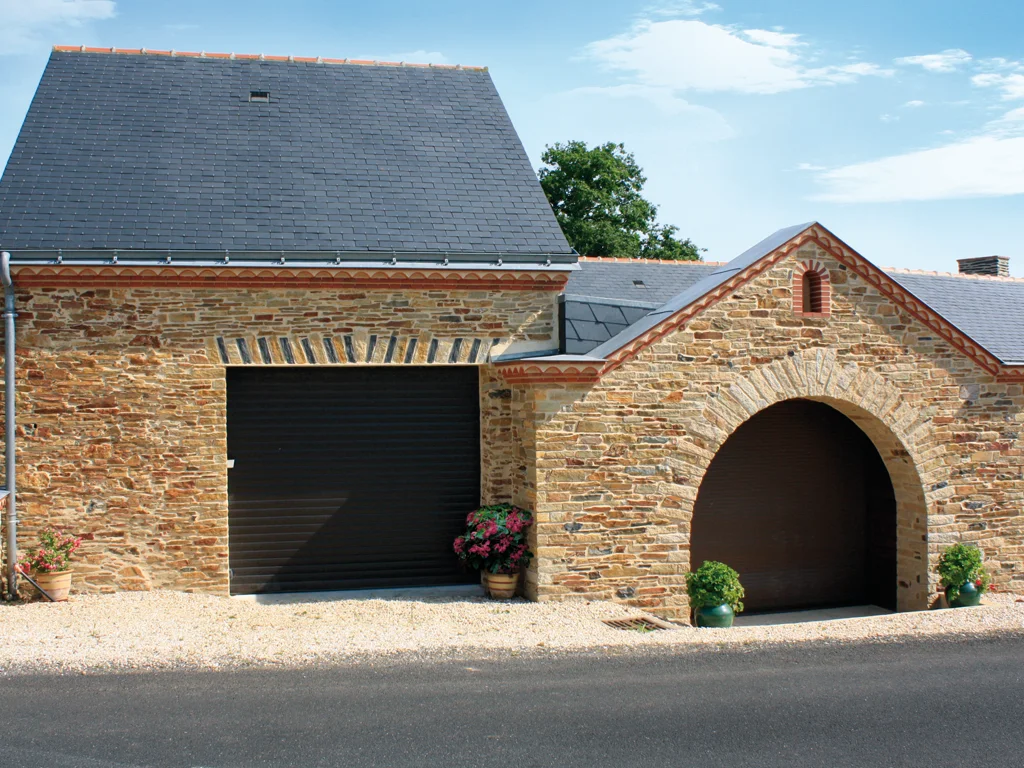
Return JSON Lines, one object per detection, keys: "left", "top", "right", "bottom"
{"left": 685, "top": 349, "right": 932, "bottom": 611}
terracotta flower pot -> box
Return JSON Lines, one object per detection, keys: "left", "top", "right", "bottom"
{"left": 483, "top": 571, "right": 519, "bottom": 599}
{"left": 32, "top": 569, "right": 73, "bottom": 601}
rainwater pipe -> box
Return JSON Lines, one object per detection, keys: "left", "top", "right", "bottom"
{"left": 1, "top": 251, "right": 17, "bottom": 600}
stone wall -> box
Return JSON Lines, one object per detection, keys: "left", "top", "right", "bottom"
{"left": 1, "top": 277, "right": 558, "bottom": 593}
{"left": 522, "top": 243, "right": 1024, "bottom": 619}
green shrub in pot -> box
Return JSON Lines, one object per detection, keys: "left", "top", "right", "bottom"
{"left": 937, "top": 543, "right": 990, "bottom": 608}
{"left": 685, "top": 560, "right": 745, "bottom": 628}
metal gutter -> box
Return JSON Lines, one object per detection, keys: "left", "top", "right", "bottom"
{"left": 7, "top": 249, "right": 580, "bottom": 270}
{"left": 1, "top": 251, "right": 16, "bottom": 599}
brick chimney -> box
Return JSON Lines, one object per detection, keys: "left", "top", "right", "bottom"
{"left": 957, "top": 255, "right": 1010, "bottom": 277}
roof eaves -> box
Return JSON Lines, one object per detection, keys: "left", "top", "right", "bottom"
{"left": 6, "top": 249, "right": 579, "bottom": 271}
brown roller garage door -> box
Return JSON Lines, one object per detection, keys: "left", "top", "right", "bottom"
{"left": 227, "top": 367, "right": 481, "bottom": 595}
{"left": 690, "top": 399, "right": 897, "bottom": 613}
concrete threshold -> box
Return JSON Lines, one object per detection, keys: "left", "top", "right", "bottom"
{"left": 233, "top": 584, "right": 486, "bottom": 606}
{"left": 734, "top": 604, "right": 894, "bottom": 627}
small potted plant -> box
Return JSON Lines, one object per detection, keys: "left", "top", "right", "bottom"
{"left": 453, "top": 504, "right": 533, "bottom": 599}
{"left": 18, "top": 526, "right": 82, "bottom": 601}
{"left": 937, "top": 543, "right": 990, "bottom": 608}
{"left": 685, "top": 560, "right": 745, "bottom": 628}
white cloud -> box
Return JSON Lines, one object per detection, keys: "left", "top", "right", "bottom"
{"left": 644, "top": 1, "right": 720, "bottom": 17}
{"left": 895, "top": 48, "right": 972, "bottom": 73}
{"left": 585, "top": 19, "right": 891, "bottom": 95}
{"left": 563, "top": 84, "right": 733, "bottom": 124}
{"left": 796, "top": 162, "right": 826, "bottom": 171}
{"left": 972, "top": 72, "right": 1024, "bottom": 100}
{"left": 540, "top": 84, "right": 735, "bottom": 145}
{"left": 903, "top": 100, "right": 926, "bottom": 108}
{"left": 742, "top": 29, "right": 802, "bottom": 48}
{"left": 985, "top": 106, "right": 1024, "bottom": 136}
{"left": 813, "top": 106, "right": 1024, "bottom": 202}
{"left": 879, "top": 113, "right": 898, "bottom": 123}
{"left": 976, "top": 57, "right": 1023, "bottom": 72}
{"left": 0, "top": 0, "right": 115, "bottom": 55}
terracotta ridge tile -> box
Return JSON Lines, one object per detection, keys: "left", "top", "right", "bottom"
{"left": 577, "top": 256, "right": 728, "bottom": 265}
{"left": 881, "top": 266, "right": 1024, "bottom": 283}
{"left": 51, "top": 45, "right": 487, "bottom": 71}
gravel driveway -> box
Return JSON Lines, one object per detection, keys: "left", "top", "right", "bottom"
{"left": 2, "top": 590, "right": 1022, "bottom": 674}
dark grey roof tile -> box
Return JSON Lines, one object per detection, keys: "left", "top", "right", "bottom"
{"left": 886, "top": 272, "right": 1024, "bottom": 364}
{"left": 0, "top": 51, "right": 572, "bottom": 256}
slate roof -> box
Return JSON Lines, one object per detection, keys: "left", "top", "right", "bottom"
{"left": 561, "top": 295, "right": 659, "bottom": 355}
{"left": 888, "top": 272, "right": 1024, "bottom": 364}
{"left": 564, "top": 259, "right": 717, "bottom": 304}
{"left": 563, "top": 227, "right": 1024, "bottom": 365}
{"left": 0, "top": 49, "right": 573, "bottom": 259}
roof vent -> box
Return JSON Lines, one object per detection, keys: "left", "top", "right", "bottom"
{"left": 957, "top": 256, "right": 1009, "bottom": 277}
{"left": 248, "top": 90, "right": 270, "bottom": 103}
{"left": 632, "top": 279, "right": 646, "bottom": 287}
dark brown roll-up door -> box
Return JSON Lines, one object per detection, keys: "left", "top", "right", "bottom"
{"left": 691, "top": 399, "right": 896, "bottom": 613}
{"left": 227, "top": 367, "right": 480, "bottom": 595}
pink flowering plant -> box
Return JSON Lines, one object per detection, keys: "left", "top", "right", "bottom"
{"left": 453, "top": 504, "right": 534, "bottom": 574}
{"left": 17, "top": 526, "right": 82, "bottom": 574}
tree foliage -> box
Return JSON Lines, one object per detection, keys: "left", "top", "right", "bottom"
{"left": 538, "top": 140, "right": 703, "bottom": 261}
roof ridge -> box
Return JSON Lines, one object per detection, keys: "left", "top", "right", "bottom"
{"left": 882, "top": 266, "right": 1024, "bottom": 283}
{"left": 51, "top": 45, "right": 487, "bottom": 72}
{"left": 578, "top": 256, "right": 727, "bottom": 266}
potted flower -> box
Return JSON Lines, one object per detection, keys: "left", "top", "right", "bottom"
{"left": 685, "top": 560, "right": 745, "bottom": 628}
{"left": 937, "top": 543, "right": 990, "bottom": 608}
{"left": 18, "top": 526, "right": 82, "bottom": 601}
{"left": 453, "top": 504, "right": 533, "bottom": 599}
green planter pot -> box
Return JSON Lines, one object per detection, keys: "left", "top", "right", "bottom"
{"left": 694, "top": 603, "right": 735, "bottom": 628}
{"left": 946, "top": 580, "right": 983, "bottom": 608}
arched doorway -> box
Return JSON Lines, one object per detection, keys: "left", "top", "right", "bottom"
{"left": 691, "top": 399, "right": 898, "bottom": 613}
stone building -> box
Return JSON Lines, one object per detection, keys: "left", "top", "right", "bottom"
{"left": 0, "top": 47, "right": 1021, "bottom": 619}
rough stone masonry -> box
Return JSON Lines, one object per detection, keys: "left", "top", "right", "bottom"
{"left": 513, "top": 241, "right": 1024, "bottom": 619}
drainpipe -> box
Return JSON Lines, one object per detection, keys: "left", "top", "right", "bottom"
{"left": 1, "top": 251, "right": 16, "bottom": 600}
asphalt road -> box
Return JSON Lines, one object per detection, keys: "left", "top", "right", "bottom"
{"left": 1, "top": 635, "right": 1022, "bottom": 768}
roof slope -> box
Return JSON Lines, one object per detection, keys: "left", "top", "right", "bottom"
{"left": 565, "top": 259, "right": 717, "bottom": 304}
{"left": 887, "top": 272, "right": 1024, "bottom": 364}
{"left": 0, "top": 50, "right": 572, "bottom": 256}
{"left": 563, "top": 227, "right": 1024, "bottom": 365}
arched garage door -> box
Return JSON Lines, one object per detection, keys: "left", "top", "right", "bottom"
{"left": 227, "top": 367, "right": 481, "bottom": 595}
{"left": 690, "top": 399, "right": 897, "bottom": 613}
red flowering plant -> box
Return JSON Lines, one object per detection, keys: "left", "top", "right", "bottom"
{"left": 17, "top": 526, "right": 82, "bottom": 574}
{"left": 453, "top": 504, "right": 534, "bottom": 574}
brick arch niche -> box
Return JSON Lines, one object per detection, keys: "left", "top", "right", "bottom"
{"left": 793, "top": 259, "right": 831, "bottom": 317}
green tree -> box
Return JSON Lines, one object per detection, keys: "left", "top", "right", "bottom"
{"left": 538, "top": 140, "right": 703, "bottom": 261}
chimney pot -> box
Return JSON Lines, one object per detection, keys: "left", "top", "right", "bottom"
{"left": 957, "top": 256, "right": 1009, "bottom": 277}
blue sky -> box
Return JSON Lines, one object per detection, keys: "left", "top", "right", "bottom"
{"left": 1, "top": 0, "right": 1023, "bottom": 273}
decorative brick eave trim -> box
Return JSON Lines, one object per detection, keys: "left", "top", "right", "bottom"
{"left": 10, "top": 265, "right": 567, "bottom": 292}
{"left": 494, "top": 360, "right": 603, "bottom": 385}
{"left": 597, "top": 224, "right": 1006, "bottom": 378}
{"left": 997, "top": 367, "right": 1024, "bottom": 383}
{"left": 792, "top": 259, "right": 832, "bottom": 318}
